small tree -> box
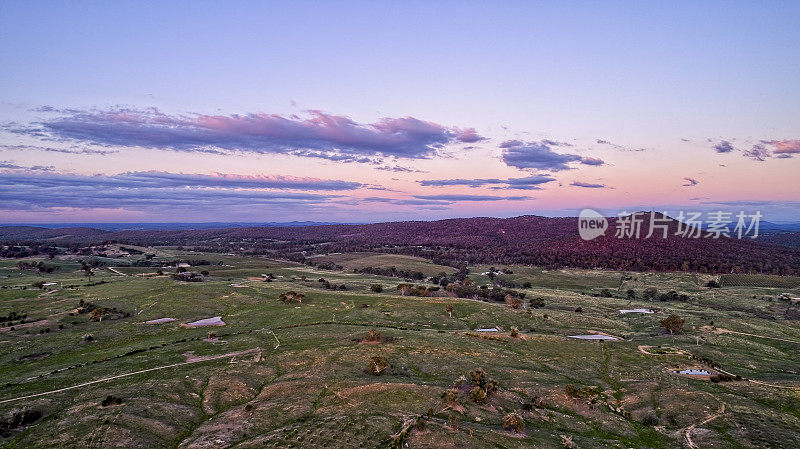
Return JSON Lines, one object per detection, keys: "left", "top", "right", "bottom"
{"left": 626, "top": 289, "right": 636, "bottom": 300}
{"left": 505, "top": 294, "right": 523, "bottom": 309}
{"left": 660, "top": 314, "right": 685, "bottom": 335}
{"left": 88, "top": 308, "right": 105, "bottom": 322}
{"left": 503, "top": 412, "right": 525, "bottom": 433}
{"left": 445, "top": 303, "right": 454, "bottom": 317}
{"left": 366, "top": 356, "right": 389, "bottom": 375}
{"left": 363, "top": 329, "right": 382, "bottom": 342}
{"left": 441, "top": 389, "right": 459, "bottom": 405}
{"left": 469, "top": 386, "right": 488, "bottom": 404}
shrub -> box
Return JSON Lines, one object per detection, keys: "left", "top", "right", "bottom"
{"left": 565, "top": 384, "right": 602, "bottom": 402}
{"left": 660, "top": 314, "right": 685, "bottom": 335}
{"left": 279, "top": 291, "right": 305, "bottom": 304}
{"left": 484, "top": 379, "right": 498, "bottom": 395}
{"left": 710, "top": 373, "right": 741, "bottom": 383}
{"left": 363, "top": 329, "right": 382, "bottom": 342}
{"left": 370, "top": 284, "right": 383, "bottom": 293}
{"left": 574, "top": 307, "right": 583, "bottom": 313}
{"left": 503, "top": 412, "right": 525, "bottom": 432}
{"left": 641, "top": 415, "right": 660, "bottom": 426}
{"left": 441, "top": 389, "right": 459, "bottom": 404}
{"left": 523, "top": 281, "right": 532, "bottom": 288}
{"left": 510, "top": 327, "right": 519, "bottom": 338}
{"left": 705, "top": 280, "right": 721, "bottom": 288}
{"left": 469, "top": 386, "right": 488, "bottom": 404}
{"left": 470, "top": 368, "right": 487, "bottom": 387}
{"left": 600, "top": 289, "right": 612, "bottom": 297}
{"left": 561, "top": 435, "right": 578, "bottom": 449}
{"left": 529, "top": 297, "right": 545, "bottom": 309}
{"left": 0, "top": 409, "right": 43, "bottom": 437}
{"left": 505, "top": 294, "right": 523, "bottom": 309}
{"left": 445, "top": 303, "right": 454, "bottom": 317}
{"left": 100, "top": 395, "right": 124, "bottom": 407}
{"left": 366, "top": 356, "right": 389, "bottom": 375}
{"left": 88, "top": 308, "right": 105, "bottom": 322}
{"left": 626, "top": 289, "right": 636, "bottom": 299}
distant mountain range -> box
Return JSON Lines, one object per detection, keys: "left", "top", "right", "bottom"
{"left": 4, "top": 219, "right": 798, "bottom": 233}
{"left": 2, "top": 214, "right": 799, "bottom": 275}
{"left": 0, "top": 221, "right": 357, "bottom": 231}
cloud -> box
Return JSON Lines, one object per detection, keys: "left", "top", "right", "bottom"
{"left": 13, "top": 107, "right": 483, "bottom": 160}
{"left": 375, "top": 165, "right": 426, "bottom": 173}
{"left": 0, "top": 144, "right": 117, "bottom": 155}
{"left": 682, "top": 177, "right": 699, "bottom": 187}
{"left": 500, "top": 140, "right": 604, "bottom": 171}
{"left": 419, "top": 174, "right": 556, "bottom": 190}
{"left": 570, "top": 181, "right": 606, "bottom": 189}
{"left": 595, "top": 139, "right": 644, "bottom": 152}
{"left": 452, "top": 128, "right": 486, "bottom": 143}
{"left": 710, "top": 138, "right": 800, "bottom": 160}
{"left": 0, "top": 161, "right": 54, "bottom": 172}
{"left": 0, "top": 171, "right": 361, "bottom": 191}
{"left": 413, "top": 194, "right": 531, "bottom": 202}
{"left": 579, "top": 157, "right": 604, "bottom": 166}
{"left": 0, "top": 171, "right": 360, "bottom": 212}
{"left": 713, "top": 140, "right": 736, "bottom": 153}
{"left": 762, "top": 139, "right": 800, "bottom": 154}
{"left": 361, "top": 196, "right": 453, "bottom": 206}
{"left": 742, "top": 144, "right": 770, "bottom": 161}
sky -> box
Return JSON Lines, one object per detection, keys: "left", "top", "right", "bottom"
{"left": 1, "top": 1, "right": 798, "bottom": 223}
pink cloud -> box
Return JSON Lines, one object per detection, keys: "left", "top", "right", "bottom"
{"left": 764, "top": 139, "right": 800, "bottom": 154}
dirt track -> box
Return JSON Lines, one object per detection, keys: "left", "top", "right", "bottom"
{"left": 0, "top": 347, "right": 262, "bottom": 406}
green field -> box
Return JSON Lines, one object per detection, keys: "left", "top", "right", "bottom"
{"left": 1, "top": 251, "right": 799, "bottom": 448}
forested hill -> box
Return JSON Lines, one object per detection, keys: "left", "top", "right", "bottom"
{"left": 2, "top": 214, "right": 799, "bottom": 275}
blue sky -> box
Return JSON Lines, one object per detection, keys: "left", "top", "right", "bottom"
{"left": 1, "top": 1, "right": 798, "bottom": 222}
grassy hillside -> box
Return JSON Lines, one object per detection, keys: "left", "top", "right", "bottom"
{"left": 0, "top": 252, "right": 798, "bottom": 448}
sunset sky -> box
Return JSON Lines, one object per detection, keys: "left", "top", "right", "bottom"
{"left": 1, "top": 1, "right": 798, "bottom": 223}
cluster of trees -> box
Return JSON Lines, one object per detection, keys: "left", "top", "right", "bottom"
{"left": 318, "top": 278, "right": 347, "bottom": 290}
{"left": 1, "top": 245, "right": 42, "bottom": 258}
{"left": 642, "top": 288, "right": 691, "bottom": 302}
{"left": 132, "top": 259, "right": 222, "bottom": 267}
{"left": 444, "top": 278, "right": 526, "bottom": 302}
{"left": 354, "top": 266, "right": 426, "bottom": 280}
{"left": 279, "top": 291, "right": 305, "bottom": 304}
{"left": 396, "top": 283, "right": 437, "bottom": 296}
{"left": 16, "top": 261, "right": 59, "bottom": 273}
{"left": 0, "top": 311, "right": 27, "bottom": 324}
{"left": 171, "top": 271, "right": 203, "bottom": 282}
